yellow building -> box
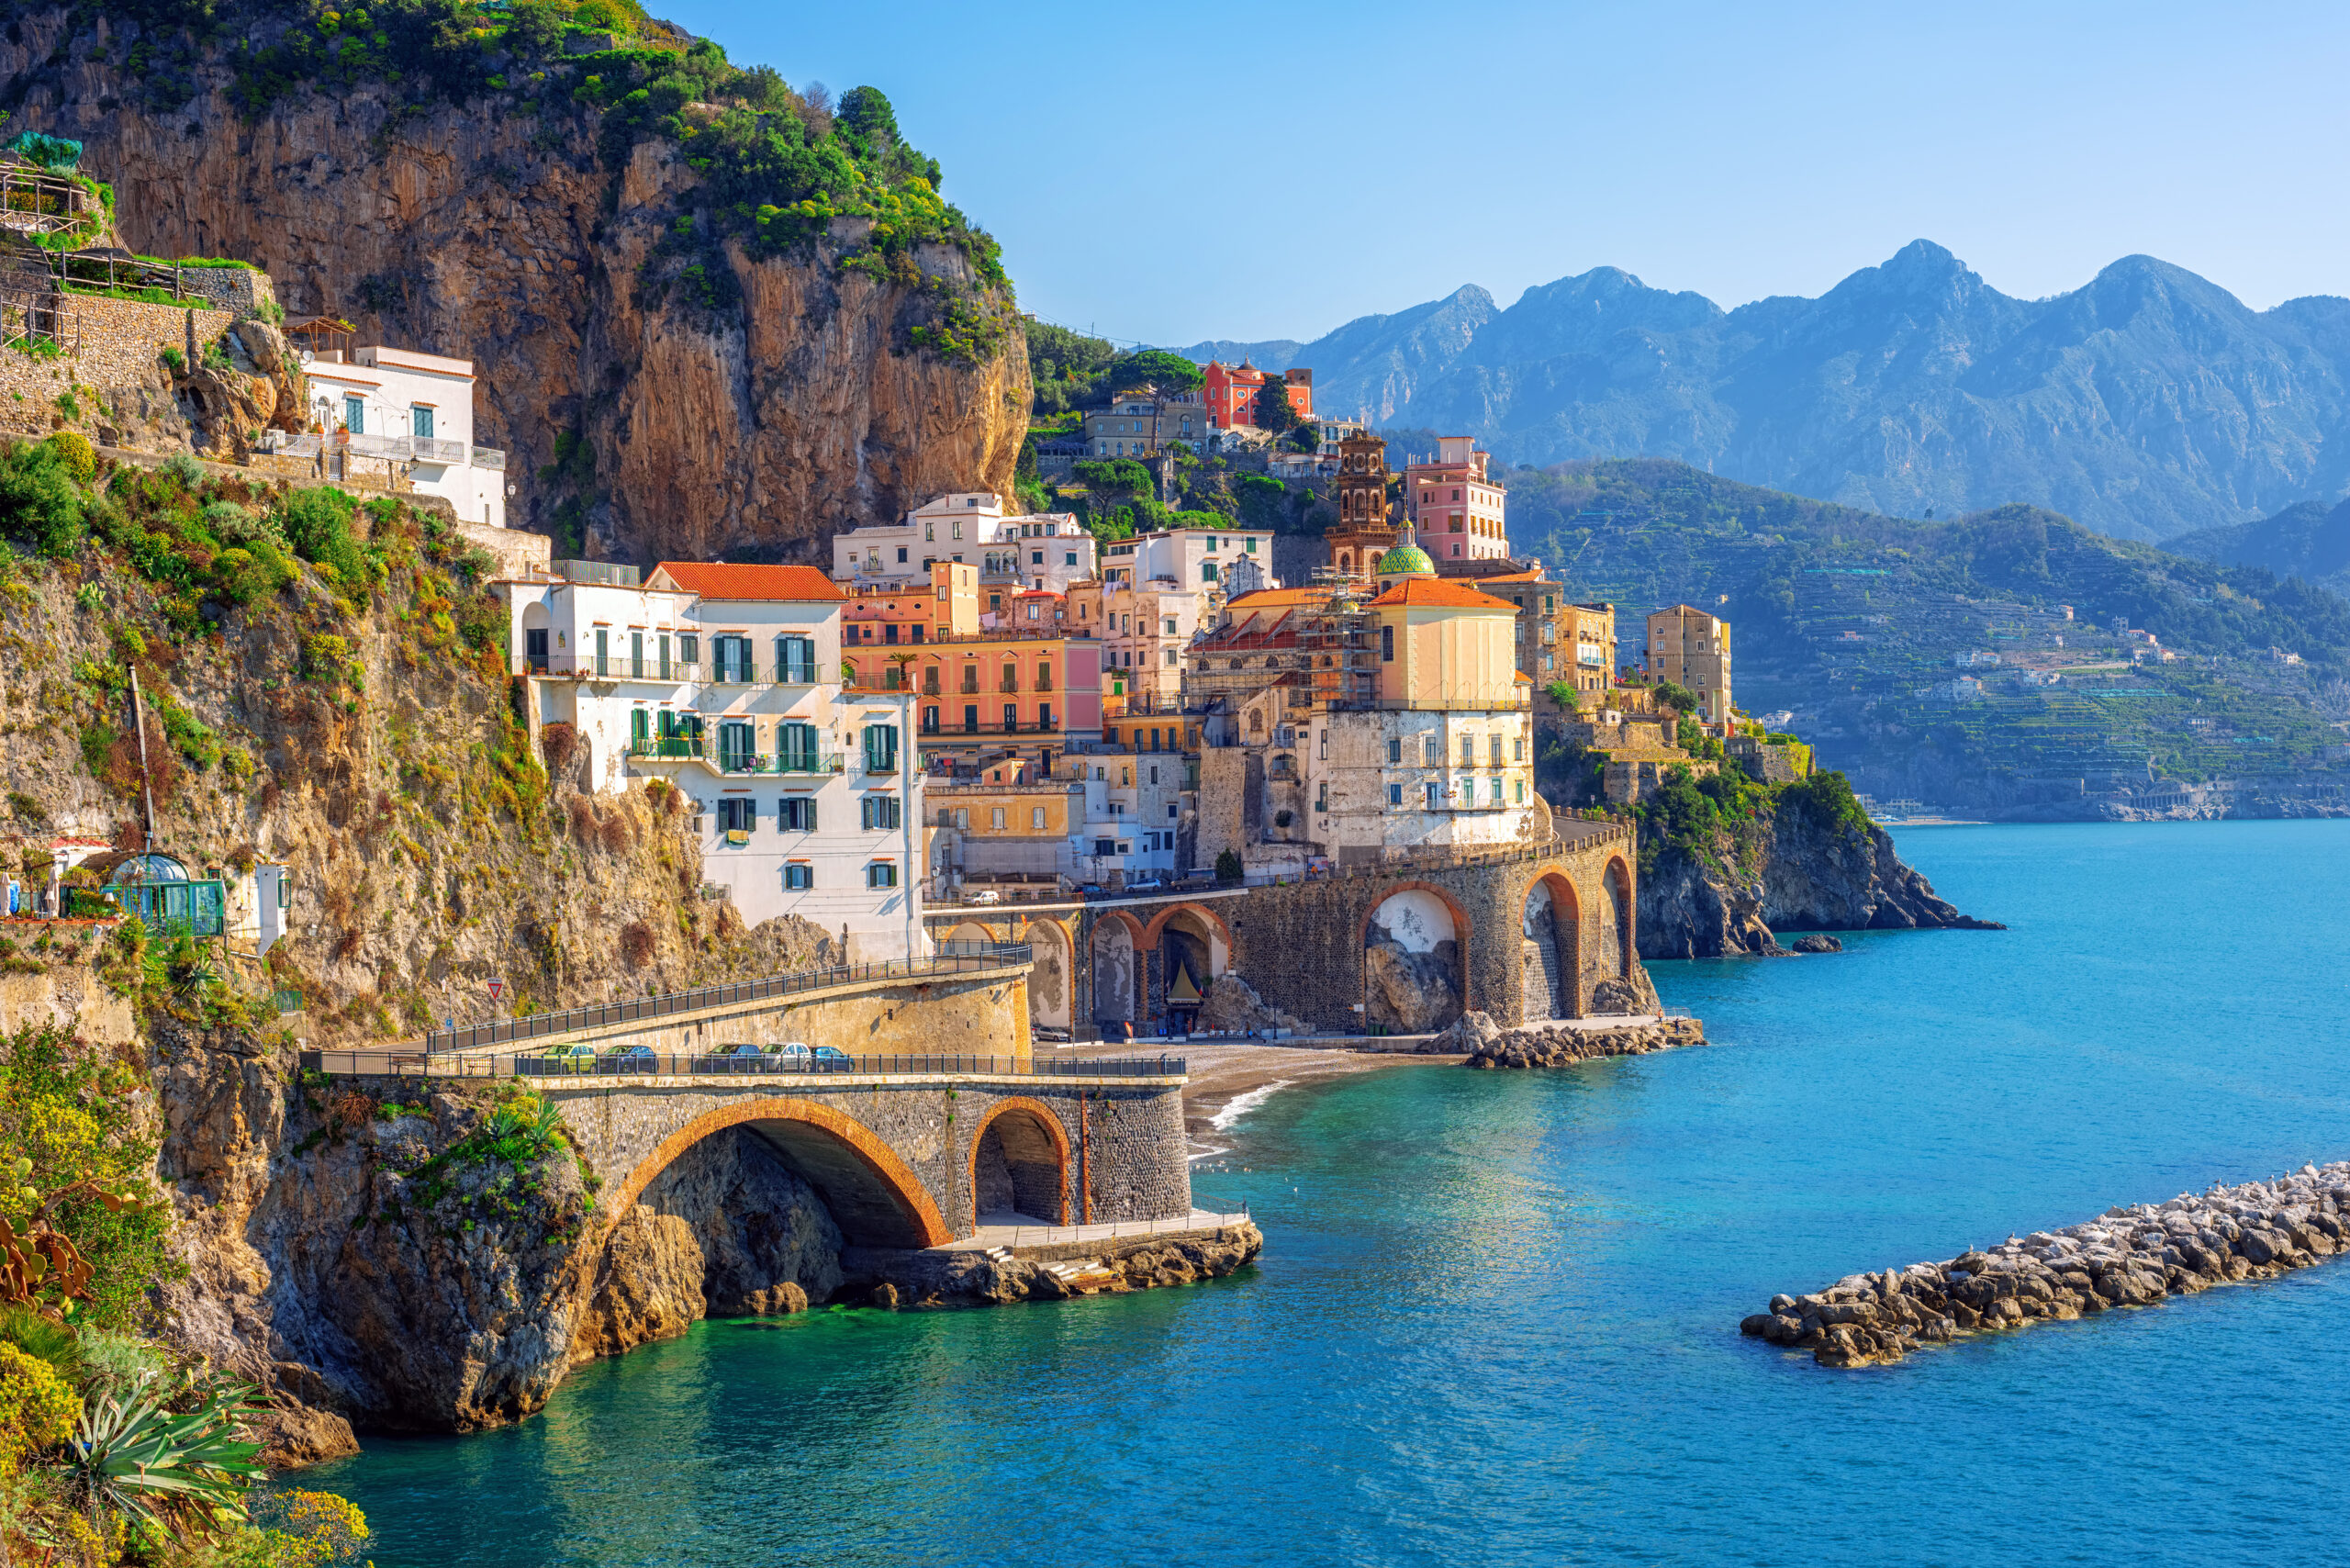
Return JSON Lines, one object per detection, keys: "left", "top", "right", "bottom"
{"left": 1645, "top": 604, "right": 1733, "bottom": 725}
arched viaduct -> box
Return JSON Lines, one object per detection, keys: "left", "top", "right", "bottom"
{"left": 929, "top": 821, "right": 1644, "bottom": 1037}
{"left": 543, "top": 1068, "right": 1194, "bottom": 1248}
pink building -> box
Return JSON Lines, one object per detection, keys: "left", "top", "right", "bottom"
{"left": 1404, "top": 437, "right": 1508, "bottom": 562}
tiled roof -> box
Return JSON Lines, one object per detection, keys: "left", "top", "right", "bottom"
{"left": 653, "top": 563, "right": 845, "bottom": 601}
{"left": 1474, "top": 569, "right": 1547, "bottom": 584}
{"left": 1225, "top": 587, "right": 1326, "bottom": 609}
{"left": 1367, "top": 578, "right": 1516, "bottom": 610}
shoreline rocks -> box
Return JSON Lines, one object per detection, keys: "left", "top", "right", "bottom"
{"left": 1427, "top": 1009, "right": 1709, "bottom": 1069}
{"left": 1741, "top": 1161, "right": 2350, "bottom": 1368}
{"left": 840, "top": 1222, "right": 1263, "bottom": 1307}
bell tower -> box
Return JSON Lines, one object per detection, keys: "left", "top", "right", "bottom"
{"left": 1325, "top": 431, "right": 1398, "bottom": 580}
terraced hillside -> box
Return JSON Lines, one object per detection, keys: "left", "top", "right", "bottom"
{"left": 1501, "top": 460, "right": 2350, "bottom": 812}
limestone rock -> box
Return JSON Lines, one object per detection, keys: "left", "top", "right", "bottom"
{"left": 1792, "top": 935, "right": 1842, "bottom": 953}
{"left": 1194, "top": 974, "right": 1308, "bottom": 1036}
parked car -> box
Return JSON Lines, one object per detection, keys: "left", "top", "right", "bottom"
{"left": 964, "top": 890, "right": 1001, "bottom": 905}
{"left": 556, "top": 1044, "right": 599, "bottom": 1073}
{"left": 773, "top": 1042, "right": 812, "bottom": 1066}
{"left": 609, "top": 1045, "right": 656, "bottom": 1069}
{"left": 811, "top": 1045, "right": 854, "bottom": 1070}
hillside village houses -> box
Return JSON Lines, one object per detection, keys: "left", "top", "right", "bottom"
{"left": 271, "top": 335, "right": 509, "bottom": 528}
{"left": 1643, "top": 604, "right": 1734, "bottom": 725}
{"left": 830, "top": 491, "right": 1100, "bottom": 603}
{"left": 498, "top": 561, "right": 926, "bottom": 961}
{"left": 1202, "top": 359, "right": 1314, "bottom": 431}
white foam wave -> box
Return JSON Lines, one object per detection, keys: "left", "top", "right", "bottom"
{"left": 1208, "top": 1080, "right": 1292, "bottom": 1133}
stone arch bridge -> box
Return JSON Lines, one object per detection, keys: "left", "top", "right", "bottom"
{"left": 539, "top": 1063, "right": 1194, "bottom": 1248}
{"left": 932, "top": 822, "right": 1644, "bottom": 1037}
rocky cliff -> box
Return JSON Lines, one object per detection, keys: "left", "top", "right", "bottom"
{"left": 1637, "top": 791, "right": 2000, "bottom": 960}
{"left": 0, "top": 5, "right": 1029, "bottom": 562}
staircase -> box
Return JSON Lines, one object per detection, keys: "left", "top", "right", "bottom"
{"left": 1522, "top": 937, "right": 1565, "bottom": 1022}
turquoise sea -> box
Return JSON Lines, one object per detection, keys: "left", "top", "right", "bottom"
{"left": 311, "top": 821, "right": 2350, "bottom": 1566}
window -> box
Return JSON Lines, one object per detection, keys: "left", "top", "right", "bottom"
{"left": 776, "top": 722, "right": 820, "bottom": 772}
{"left": 1001, "top": 663, "right": 1019, "bottom": 693}
{"left": 1425, "top": 736, "right": 1441, "bottom": 767}
{"left": 1037, "top": 701, "right": 1053, "bottom": 729}
{"left": 1202, "top": 562, "right": 1218, "bottom": 583}
{"left": 658, "top": 634, "right": 671, "bottom": 679}
{"left": 866, "top": 863, "right": 899, "bottom": 889}
{"left": 861, "top": 723, "right": 898, "bottom": 774}
{"left": 1515, "top": 778, "right": 1526, "bottom": 803}
{"left": 778, "top": 797, "right": 817, "bottom": 832}
{"left": 1031, "top": 550, "right": 1044, "bottom": 565}
{"left": 861, "top": 795, "right": 902, "bottom": 831}
{"left": 1491, "top": 735, "right": 1505, "bottom": 765}
{"left": 342, "top": 395, "right": 364, "bottom": 434}
{"left": 784, "top": 863, "right": 813, "bottom": 890}
{"left": 1031, "top": 806, "right": 1046, "bottom": 831}
{"left": 1246, "top": 537, "right": 1258, "bottom": 553}
{"left": 1002, "top": 702, "right": 1018, "bottom": 731}
{"left": 1491, "top": 778, "right": 1505, "bottom": 805}
{"left": 1388, "top": 783, "right": 1404, "bottom": 806}
{"left": 1426, "top": 781, "right": 1441, "bottom": 809}
{"left": 1387, "top": 737, "right": 1403, "bottom": 765}
{"left": 1460, "top": 734, "right": 1475, "bottom": 764}
{"left": 1381, "top": 625, "right": 1394, "bottom": 663}
{"left": 594, "top": 628, "right": 609, "bottom": 678}
{"left": 411, "top": 404, "right": 433, "bottom": 440}
{"left": 964, "top": 704, "right": 979, "bottom": 733}
{"left": 717, "top": 719, "right": 756, "bottom": 771}
{"left": 1093, "top": 837, "right": 1116, "bottom": 857}
{"left": 897, "top": 546, "right": 908, "bottom": 564}
{"left": 1164, "top": 648, "right": 1177, "bottom": 666}
{"left": 1066, "top": 552, "right": 1078, "bottom": 567}
{"left": 925, "top": 521, "right": 934, "bottom": 542}
{"left": 716, "top": 798, "right": 755, "bottom": 832}
{"left": 1036, "top": 661, "right": 1053, "bottom": 692}
{"left": 631, "top": 632, "right": 644, "bottom": 678}
{"left": 1515, "top": 736, "right": 1527, "bottom": 761}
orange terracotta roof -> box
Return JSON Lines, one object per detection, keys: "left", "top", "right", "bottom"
{"left": 1225, "top": 587, "right": 1327, "bottom": 609}
{"left": 653, "top": 563, "right": 845, "bottom": 601}
{"left": 1474, "top": 569, "right": 1546, "bottom": 583}
{"left": 1367, "top": 578, "right": 1516, "bottom": 610}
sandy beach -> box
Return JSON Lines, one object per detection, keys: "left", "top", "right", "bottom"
{"left": 1062, "top": 1036, "right": 1463, "bottom": 1149}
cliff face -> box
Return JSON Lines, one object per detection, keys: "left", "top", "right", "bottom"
{"left": 1638, "top": 801, "right": 1999, "bottom": 960}
{"left": 0, "top": 8, "right": 1029, "bottom": 561}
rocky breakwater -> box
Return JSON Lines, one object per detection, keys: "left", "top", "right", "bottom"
{"left": 840, "top": 1222, "right": 1264, "bottom": 1309}
{"left": 1427, "top": 1009, "right": 1707, "bottom": 1070}
{"left": 1740, "top": 1162, "right": 2350, "bottom": 1368}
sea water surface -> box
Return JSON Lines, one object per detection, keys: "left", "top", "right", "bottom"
{"left": 312, "top": 821, "right": 2350, "bottom": 1566}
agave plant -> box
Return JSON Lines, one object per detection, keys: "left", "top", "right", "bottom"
{"left": 65, "top": 1382, "right": 265, "bottom": 1541}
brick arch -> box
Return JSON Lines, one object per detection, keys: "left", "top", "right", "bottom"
{"left": 946, "top": 919, "right": 1007, "bottom": 946}
{"left": 1604, "top": 855, "right": 1636, "bottom": 978}
{"left": 1524, "top": 868, "right": 1583, "bottom": 1021}
{"left": 1140, "top": 902, "right": 1231, "bottom": 954}
{"left": 605, "top": 1097, "right": 952, "bottom": 1249}
{"left": 1092, "top": 908, "right": 1147, "bottom": 946}
{"left": 1353, "top": 880, "right": 1474, "bottom": 952}
{"left": 966, "top": 1096, "right": 1072, "bottom": 1228}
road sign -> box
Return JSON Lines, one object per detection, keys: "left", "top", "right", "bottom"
{"left": 487, "top": 978, "right": 506, "bottom": 1002}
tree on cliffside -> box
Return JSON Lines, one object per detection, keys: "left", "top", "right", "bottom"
{"left": 1252, "top": 378, "right": 1303, "bottom": 432}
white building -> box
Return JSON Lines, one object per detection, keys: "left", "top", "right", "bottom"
{"left": 501, "top": 561, "right": 926, "bottom": 961}
{"left": 831, "top": 492, "right": 1098, "bottom": 599}
{"left": 1099, "top": 523, "right": 1277, "bottom": 597}
{"left": 297, "top": 345, "right": 509, "bottom": 527}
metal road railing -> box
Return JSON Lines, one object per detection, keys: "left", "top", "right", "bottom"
{"left": 415, "top": 941, "right": 1032, "bottom": 1053}
{"left": 300, "top": 1049, "right": 1186, "bottom": 1081}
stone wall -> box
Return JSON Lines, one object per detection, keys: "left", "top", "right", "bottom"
{"left": 460, "top": 967, "right": 1032, "bottom": 1061}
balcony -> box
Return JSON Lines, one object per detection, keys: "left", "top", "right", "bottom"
{"left": 627, "top": 735, "right": 842, "bottom": 777}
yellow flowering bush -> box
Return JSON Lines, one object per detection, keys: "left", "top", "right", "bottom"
{"left": 0, "top": 1341, "right": 79, "bottom": 1473}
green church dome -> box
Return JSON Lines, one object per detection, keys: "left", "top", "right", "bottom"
{"left": 1376, "top": 542, "right": 1436, "bottom": 577}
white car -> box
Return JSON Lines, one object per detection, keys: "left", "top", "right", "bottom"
{"left": 965, "top": 890, "right": 1001, "bottom": 905}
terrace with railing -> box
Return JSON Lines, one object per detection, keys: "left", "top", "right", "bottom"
{"left": 626, "top": 734, "right": 845, "bottom": 777}
{"left": 258, "top": 430, "right": 506, "bottom": 469}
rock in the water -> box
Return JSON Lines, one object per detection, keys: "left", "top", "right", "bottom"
{"left": 1743, "top": 1161, "right": 2350, "bottom": 1369}
{"left": 1791, "top": 934, "right": 1842, "bottom": 953}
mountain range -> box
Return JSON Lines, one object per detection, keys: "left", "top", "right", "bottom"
{"left": 1174, "top": 243, "right": 2350, "bottom": 544}
{"left": 2171, "top": 498, "right": 2350, "bottom": 599}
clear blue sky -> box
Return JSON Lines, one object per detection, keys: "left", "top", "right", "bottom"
{"left": 657, "top": 0, "right": 2350, "bottom": 345}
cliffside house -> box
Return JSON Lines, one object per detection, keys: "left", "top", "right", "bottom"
{"left": 1068, "top": 572, "right": 1205, "bottom": 718}
{"left": 499, "top": 561, "right": 925, "bottom": 961}
{"left": 274, "top": 340, "right": 509, "bottom": 527}
{"left": 1083, "top": 387, "right": 1211, "bottom": 456}
{"left": 1202, "top": 359, "right": 1314, "bottom": 431}
{"left": 830, "top": 492, "right": 1099, "bottom": 599}
{"left": 927, "top": 746, "right": 1189, "bottom": 893}
{"left": 1645, "top": 604, "right": 1735, "bottom": 727}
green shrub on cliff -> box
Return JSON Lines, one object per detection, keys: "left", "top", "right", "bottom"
{"left": 0, "top": 442, "right": 87, "bottom": 557}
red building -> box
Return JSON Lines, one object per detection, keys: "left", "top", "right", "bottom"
{"left": 1203, "top": 360, "right": 1314, "bottom": 430}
